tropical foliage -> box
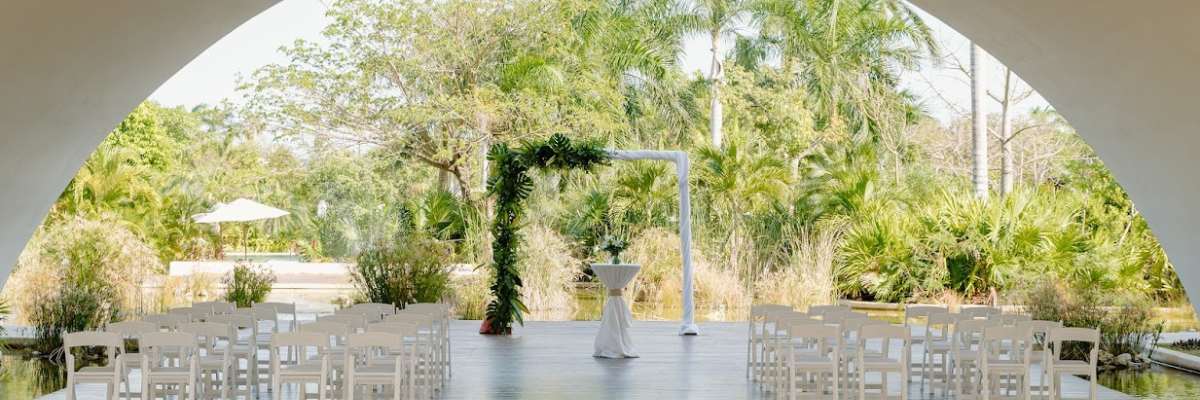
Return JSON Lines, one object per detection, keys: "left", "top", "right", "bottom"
{"left": 0, "top": 0, "right": 1183, "bottom": 331}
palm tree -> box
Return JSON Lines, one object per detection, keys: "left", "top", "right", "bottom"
{"left": 696, "top": 140, "right": 789, "bottom": 282}
{"left": 756, "top": 0, "right": 938, "bottom": 140}
{"left": 682, "top": 0, "right": 753, "bottom": 148}
{"left": 971, "top": 43, "right": 989, "bottom": 200}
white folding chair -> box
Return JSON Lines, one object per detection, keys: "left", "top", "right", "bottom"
{"left": 319, "top": 313, "right": 368, "bottom": 333}
{"left": 344, "top": 332, "right": 409, "bottom": 400}
{"left": 855, "top": 324, "right": 910, "bottom": 400}
{"left": 904, "top": 305, "right": 948, "bottom": 380}
{"left": 963, "top": 306, "right": 1003, "bottom": 318}
{"left": 270, "top": 331, "right": 331, "bottom": 400}
{"left": 169, "top": 307, "right": 211, "bottom": 323}
{"left": 748, "top": 304, "right": 791, "bottom": 380}
{"left": 300, "top": 321, "right": 351, "bottom": 388}
{"left": 989, "top": 313, "right": 1033, "bottom": 327}
{"left": 142, "top": 313, "right": 190, "bottom": 331}
{"left": 952, "top": 319, "right": 1001, "bottom": 397}
{"left": 206, "top": 313, "right": 260, "bottom": 396}
{"left": 385, "top": 313, "right": 442, "bottom": 390}
{"left": 367, "top": 321, "right": 422, "bottom": 398}
{"left": 782, "top": 324, "right": 840, "bottom": 400}
{"left": 140, "top": 331, "right": 201, "bottom": 400}
{"left": 767, "top": 316, "right": 818, "bottom": 393}
{"left": 923, "top": 312, "right": 966, "bottom": 394}
{"left": 193, "top": 301, "right": 235, "bottom": 315}
{"left": 405, "top": 303, "right": 451, "bottom": 378}
{"left": 808, "top": 305, "right": 851, "bottom": 319}
{"left": 839, "top": 318, "right": 889, "bottom": 393}
{"left": 1017, "top": 319, "right": 1063, "bottom": 398}
{"left": 1046, "top": 328, "right": 1100, "bottom": 400}
{"left": 254, "top": 301, "right": 299, "bottom": 332}
{"left": 979, "top": 326, "right": 1034, "bottom": 400}
{"left": 235, "top": 307, "right": 279, "bottom": 380}
{"left": 760, "top": 310, "right": 805, "bottom": 389}
{"left": 105, "top": 321, "right": 158, "bottom": 400}
{"left": 338, "top": 306, "right": 384, "bottom": 324}
{"left": 178, "top": 322, "right": 235, "bottom": 400}
{"left": 63, "top": 331, "right": 123, "bottom": 400}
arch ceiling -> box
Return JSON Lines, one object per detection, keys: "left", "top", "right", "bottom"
{"left": 908, "top": 0, "right": 1200, "bottom": 307}
{"left": 4, "top": 0, "right": 1200, "bottom": 308}
{"left": 0, "top": 0, "right": 279, "bottom": 290}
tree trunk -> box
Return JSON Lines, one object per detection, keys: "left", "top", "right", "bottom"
{"left": 971, "top": 44, "right": 989, "bottom": 200}
{"left": 999, "top": 69, "right": 1015, "bottom": 196}
{"left": 709, "top": 30, "right": 724, "bottom": 148}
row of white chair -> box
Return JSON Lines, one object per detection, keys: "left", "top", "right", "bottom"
{"left": 62, "top": 302, "right": 450, "bottom": 400}
{"left": 749, "top": 304, "right": 1102, "bottom": 400}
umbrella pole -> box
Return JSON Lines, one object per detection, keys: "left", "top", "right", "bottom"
{"left": 244, "top": 221, "right": 249, "bottom": 261}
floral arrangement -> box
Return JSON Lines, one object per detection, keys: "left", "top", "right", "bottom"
{"left": 599, "top": 235, "right": 630, "bottom": 264}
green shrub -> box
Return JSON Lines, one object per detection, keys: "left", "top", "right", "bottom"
{"left": 351, "top": 235, "right": 453, "bottom": 308}
{"left": 222, "top": 263, "right": 277, "bottom": 308}
{"left": 1022, "top": 281, "right": 1161, "bottom": 361}
{"left": 9, "top": 216, "right": 155, "bottom": 355}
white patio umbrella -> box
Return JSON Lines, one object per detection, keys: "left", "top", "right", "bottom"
{"left": 193, "top": 198, "right": 291, "bottom": 260}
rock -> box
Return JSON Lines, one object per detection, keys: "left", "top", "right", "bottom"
{"left": 1134, "top": 353, "right": 1149, "bottom": 364}
{"left": 1098, "top": 350, "right": 1115, "bottom": 366}
{"left": 1116, "top": 353, "right": 1133, "bottom": 367}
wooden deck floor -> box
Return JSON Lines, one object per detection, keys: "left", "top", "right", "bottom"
{"left": 36, "top": 320, "right": 1135, "bottom": 399}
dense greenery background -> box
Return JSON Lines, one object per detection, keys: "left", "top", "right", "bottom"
{"left": 1, "top": 0, "right": 1181, "bottom": 321}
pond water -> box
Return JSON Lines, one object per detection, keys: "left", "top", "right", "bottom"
{"left": 1099, "top": 364, "right": 1200, "bottom": 399}
{"left": 0, "top": 356, "right": 65, "bottom": 399}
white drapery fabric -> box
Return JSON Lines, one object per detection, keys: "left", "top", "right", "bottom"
{"left": 592, "top": 263, "right": 641, "bottom": 358}
{"left": 607, "top": 150, "right": 699, "bottom": 335}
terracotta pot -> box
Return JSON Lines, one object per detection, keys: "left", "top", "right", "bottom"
{"left": 479, "top": 318, "right": 513, "bottom": 335}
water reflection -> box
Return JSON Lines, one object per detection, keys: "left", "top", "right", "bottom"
{"left": 0, "top": 356, "right": 66, "bottom": 399}
{"left": 1099, "top": 364, "right": 1200, "bottom": 399}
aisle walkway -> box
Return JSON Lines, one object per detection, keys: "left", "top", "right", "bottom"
{"left": 37, "top": 320, "right": 1133, "bottom": 399}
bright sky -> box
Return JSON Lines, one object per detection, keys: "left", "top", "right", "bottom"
{"left": 149, "top": 0, "right": 1050, "bottom": 123}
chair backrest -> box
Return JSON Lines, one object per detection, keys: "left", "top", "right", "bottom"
{"left": 193, "top": 301, "right": 235, "bottom": 315}
{"left": 981, "top": 326, "right": 1033, "bottom": 363}
{"left": 904, "top": 305, "right": 949, "bottom": 325}
{"left": 255, "top": 301, "right": 297, "bottom": 315}
{"left": 987, "top": 313, "right": 1032, "bottom": 327}
{"left": 178, "top": 322, "right": 235, "bottom": 355}
{"left": 338, "top": 306, "right": 384, "bottom": 323}
{"left": 317, "top": 314, "right": 367, "bottom": 333}
{"left": 925, "top": 312, "right": 966, "bottom": 342}
{"left": 367, "top": 321, "right": 419, "bottom": 338}
{"left": 858, "top": 324, "right": 909, "bottom": 357}
{"left": 142, "top": 313, "right": 190, "bottom": 331}
{"left": 1047, "top": 327, "right": 1100, "bottom": 364}
{"left": 787, "top": 324, "right": 840, "bottom": 358}
{"left": 1017, "top": 320, "right": 1063, "bottom": 347}
{"left": 241, "top": 307, "right": 280, "bottom": 332}
{"left": 355, "top": 302, "right": 399, "bottom": 315}
{"left": 962, "top": 306, "right": 1003, "bottom": 318}
{"left": 140, "top": 332, "right": 200, "bottom": 368}
{"left": 346, "top": 332, "right": 405, "bottom": 368}
{"left": 206, "top": 313, "right": 258, "bottom": 347}
{"left": 824, "top": 311, "right": 868, "bottom": 325}
{"left": 300, "top": 322, "right": 352, "bottom": 346}
{"left": 750, "top": 304, "right": 790, "bottom": 321}
{"left": 775, "top": 317, "right": 820, "bottom": 334}
{"left": 384, "top": 313, "right": 433, "bottom": 329}
{"left": 271, "top": 332, "right": 330, "bottom": 367}
{"left": 105, "top": 321, "right": 158, "bottom": 339}
{"left": 63, "top": 331, "right": 122, "bottom": 372}
{"left": 954, "top": 319, "right": 1001, "bottom": 355}
{"left": 808, "top": 305, "right": 851, "bottom": 318}
{"left": 168, "top": 307, "right": 210, "bottom": 322}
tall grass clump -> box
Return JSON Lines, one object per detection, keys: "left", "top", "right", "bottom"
{"left": 516, "top": 225, "right": 579, "bottom": 312}
{"left": 1022, "top": 280, "right": 1161, "bottom": 362}
{"left": 9, "top": 216, "right": 155, "bottom": 355}
{"left": 350, "top": 235, "right": 453, "bottom": 308}
{"left": 222, "top": 262, "right": 277, "bottom": 308}
{"left": 755, "top": 227, "right": 838, "bottom": 310}
{"left": 625, "top": 228, "right": 746, "bottom": 313}
{"left": 449, "top": 271, "right": 491, "bottom": 320}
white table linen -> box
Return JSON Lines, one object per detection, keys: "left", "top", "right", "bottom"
{"left": 592, "top": 263, "right": 641, "bottom": 358}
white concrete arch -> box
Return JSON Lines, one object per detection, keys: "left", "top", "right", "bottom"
{"left": 908, "top": 0, "right": 1200, "bottom": 307}
{"left": 5, "top": 0, "right": 1200, "bottom": 312}
{"left": 0, "top": 0, "right": 280, "bottom": 290}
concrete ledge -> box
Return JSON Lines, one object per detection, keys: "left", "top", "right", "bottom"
{"left": 1151, "top": 346, "right": 1200, "bottom": 372}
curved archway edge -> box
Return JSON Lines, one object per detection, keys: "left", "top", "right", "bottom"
{"left": 5, "top": 0, "right": 1199, "bottom": 312}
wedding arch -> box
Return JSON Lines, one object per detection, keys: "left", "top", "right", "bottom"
{"left": 481, "top": 134, "right": 698, "bottom": 336}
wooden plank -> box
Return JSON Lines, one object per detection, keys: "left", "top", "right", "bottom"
{"left": 36, "top": 320, "right": 1134, "bottom": 399}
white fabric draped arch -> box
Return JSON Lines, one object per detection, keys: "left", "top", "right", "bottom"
{"left": 607, "top": 150, "right": 699, "bottom": 335}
